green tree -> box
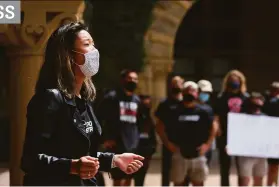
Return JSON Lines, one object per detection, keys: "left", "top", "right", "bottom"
{"left": 84, "top": 0, "right": 157, "bottom": 90}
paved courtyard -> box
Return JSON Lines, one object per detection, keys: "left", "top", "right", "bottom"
{"left": 2, "top": 151, "right": 273, "bottom": 186}
{"left": 0, "top": 151, "right": 242, "bottom": 186}
{"left": 103, "top": 151, "right": 240, "bottom": 186}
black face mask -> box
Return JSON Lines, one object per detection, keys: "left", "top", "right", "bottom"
{"left": 183, "top": 94, "right": 196, "bottom": 102}
{"left": 171, "top": 87, "right": 182, "bottom": 94}
{"left": 124, "top": 81, "right": 137, "bottom": 92}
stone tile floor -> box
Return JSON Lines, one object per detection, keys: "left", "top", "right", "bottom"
{"left": 1, "top": 151, "right": 272, "bottom": 186}
{"left": 0, "top": 152, "right": 240, "bottom": 186}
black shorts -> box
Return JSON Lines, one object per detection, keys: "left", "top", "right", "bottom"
{"left": 268, "top": 158, "right": 279, "bottom": 165}
{"left": 110, "top": 168, "right": 134, "bottom": 180}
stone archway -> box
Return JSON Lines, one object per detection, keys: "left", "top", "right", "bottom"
{"left": 137, "top": 0, "right": 195, "bottom": 158}
{"left": 138, "top": 0, "right": 194, "bottom": 107}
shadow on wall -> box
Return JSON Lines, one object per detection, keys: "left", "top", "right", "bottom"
{"left": 0, "top": 117, "right": 9, "bottom": 162}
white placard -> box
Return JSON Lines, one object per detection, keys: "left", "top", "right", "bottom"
{"left": 227, "top": 113, "right": 279, "bottom": 158}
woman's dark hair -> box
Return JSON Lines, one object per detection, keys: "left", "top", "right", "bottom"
{"left": 36, "top": 22, "right": 96, "bottom": 101}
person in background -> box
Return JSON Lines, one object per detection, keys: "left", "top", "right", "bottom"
{"left": 263, "top": 82, "right": 279, "bottom": 102}
{"left": 197, "top": 80, "right": 215, "bottom": 166}
{"left": 183, "top": 79, "right": 215, "bottom": 186}
{"left": 97, "top": 69, "right": 143, "bottom": 186}
{"left": 263, "top": 81, "right": 279, "bottom": 186}
{"left": 198, "top": 80, "right": 213, "bottom": 105}
{"left": 171, "top": 81, "right": 216, "bottom": 186}
{"left": 238, "top": 92, "right": 267, "bottom": 186}
{"left": 93, "top": 88, "right": 110, "bottom": 187}
{"left": 263, "top": 90, "right": 271, "bottom": 101}
{"left": 214, "top": 70, "right": 249, "bottom": 186}
{"left": 134, "top": 95, "right": 157, "bottom": 186}
{"left": 154, "top": 76, "right": 184, "bottom": 186}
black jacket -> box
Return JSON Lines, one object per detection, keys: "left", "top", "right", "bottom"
{"left": 21, "top": 89, "right": 114, "bottom": 186}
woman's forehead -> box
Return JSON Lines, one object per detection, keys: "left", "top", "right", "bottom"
{"left": 76, "top": 30, "right": 93, "bottom": 41}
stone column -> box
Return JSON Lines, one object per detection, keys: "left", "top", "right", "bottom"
{"left": 8, "top": 50, "right": 44, "bottom": 185}
{"left": 0, "top": 1, "right": 85, "bottom": 185}
{"left": 138, "top": 63, "right": 153, "bottom": 96}
{"left": 151, "top": 59, "right": 173, "bottom": 108}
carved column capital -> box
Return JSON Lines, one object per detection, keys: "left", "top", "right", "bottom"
{"left": 0, "top": 0, "right": 84, "bottom": 54}
{"left": 146, "top": 58, "right": 174, "bottom": 79}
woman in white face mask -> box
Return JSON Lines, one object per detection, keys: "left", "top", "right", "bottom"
{"left": 21, "top": 22, "right": 144, "bottom": 186}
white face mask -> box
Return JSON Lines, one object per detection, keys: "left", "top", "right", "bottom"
{"left": 72, "top": 49, "right": 100, "bottom": 77}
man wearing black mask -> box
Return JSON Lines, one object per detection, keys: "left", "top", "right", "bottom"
{"left": 97, "top": 69, "right": 143, "bottom": 186}
{"left": 171, "top": 81, "right": 216, "bottom": 186}
{"left": 155, "top": 76, "right": 184, "bottom": 186}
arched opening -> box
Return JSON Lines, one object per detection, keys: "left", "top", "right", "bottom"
{"left": 174, "top": 0, "right": 279, "bottom": 93}
{"left": 174, "top": 0, "right": 242, "bottom": 93}
{"left": 142, "top": 1, "right": 193, "bottom": 107}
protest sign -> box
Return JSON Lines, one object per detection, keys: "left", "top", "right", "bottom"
{"left": 227, "top": 113, "right": 279, "bottom": 158}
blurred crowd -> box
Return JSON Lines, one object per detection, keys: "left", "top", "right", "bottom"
{"left": 94, "top": 69, "right": 279, "bottom": 186}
